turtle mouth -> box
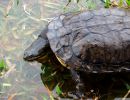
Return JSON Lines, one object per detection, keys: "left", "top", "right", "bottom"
{"left": 23, "top": 45, "right": 52, "bottom": 63}
{"left": 23, "top": 47, "right": 51, "bottom": 63}
{"left": 23, "top": 53, "right": 47, "bottom": 62}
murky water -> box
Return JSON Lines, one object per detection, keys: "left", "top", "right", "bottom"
{"left": 0, "top": 0, "right": 67, "bottom": 99}
{"left": 0, "top": 0, "right": 130, "bottom": 100}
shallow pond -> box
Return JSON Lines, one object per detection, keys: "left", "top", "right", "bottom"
{"left": 0, "top": 0, "right": 130, "bottom": 100}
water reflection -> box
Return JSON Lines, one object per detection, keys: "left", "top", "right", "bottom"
{"left": 40, "top": 64, "right": 76, "bottom": 98}
{"left": 40, "top": 62, "right": 130, "bottom": 99}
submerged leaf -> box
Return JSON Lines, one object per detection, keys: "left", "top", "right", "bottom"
{"left": 66, "top": 0, "right": 72, "bottom": 6}
{"left": 16, "top": 0, "right": 19, "bottom": 5}
{"left": 56, "top": 84, "right": 62, "bottom": 95}
{"left": 68, "top": 0, "right": 71, "bottom": 3}
{"left": 6, "top": 1, "right": 13, "bottom": 16}
{"left": 41, "top": 95, "right": 48, "bottom": 100}
{"left": 77, "top": 0, "right": 80, "bottom": 3}
{"left": 2, "top": 83, "right": 12, "bottom": 87}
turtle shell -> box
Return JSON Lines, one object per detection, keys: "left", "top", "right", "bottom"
{"left": 46, "top": 8, "right": 130, "bottom": 73}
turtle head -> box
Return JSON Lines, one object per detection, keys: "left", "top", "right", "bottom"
{"left": 23, "top": 28, "right": 51, "bottom": 63}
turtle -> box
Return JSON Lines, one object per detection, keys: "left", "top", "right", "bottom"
{"left": 23, "top": 8, "right": 130, "bottom": 97}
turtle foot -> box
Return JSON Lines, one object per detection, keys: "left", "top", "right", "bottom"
{"left": 70, "top": 68, "right": 85, "bottom": 99}
{"left": 68, "top": 91, "right": 84, "bottom": 100}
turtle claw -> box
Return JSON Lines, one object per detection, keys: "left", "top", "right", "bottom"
{"left": 70, "top": 68, "right": 85, "bottom": 99}
{"left": 75, "top": 91, "right": 85, "bottom": 99}
{"left": 75, "top": 82, "right": 85, "bottom": 98}
{"left": 68, "top": 91, "right": 84, "bottom": 99}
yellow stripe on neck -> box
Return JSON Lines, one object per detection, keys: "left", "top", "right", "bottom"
{"left": 55, "top": 55, "right": 67, "bottom": 67}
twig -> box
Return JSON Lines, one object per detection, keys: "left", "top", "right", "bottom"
{"left": 122, "top": 90, "right": 130, "bottom": 100}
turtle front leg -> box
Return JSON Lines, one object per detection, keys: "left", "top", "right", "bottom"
{"left": 70, "top": 68, "right": 85, "bottom": 98}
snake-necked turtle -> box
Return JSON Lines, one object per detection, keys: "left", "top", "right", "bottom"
{"left": 24, "top": 8, "right": 130, "bottom": 73}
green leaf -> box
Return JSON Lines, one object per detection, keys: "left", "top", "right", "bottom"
{"left": 56, "top": 84, "right": 62, "bottom": 95}
{"left": 125, "top": 83, "right": 130, "bottom": 90}
{"left": 0, "top": 59, "right": 7, "bottom": 72}
{"left": 126, "top": 0, "right": 130, "bottom": 6}
{"left": 104, "top": 0, "right": 111, "bottom": 8}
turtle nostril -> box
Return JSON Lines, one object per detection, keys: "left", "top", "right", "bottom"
{"left": 23, "top": 51, "right": 30, "bottom": 59}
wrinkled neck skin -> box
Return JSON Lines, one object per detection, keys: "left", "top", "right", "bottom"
{"left": 44, "top": 52, "right": 64, "bottom": 67}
